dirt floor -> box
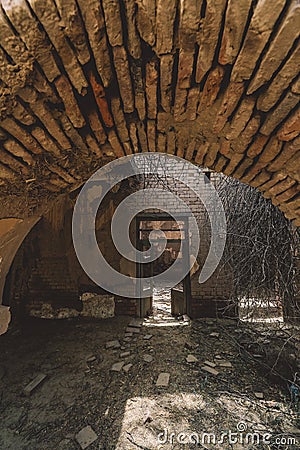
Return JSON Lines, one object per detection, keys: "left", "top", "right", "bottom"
{"left": 0, "top": 292, "right": 300, "bottom": 449}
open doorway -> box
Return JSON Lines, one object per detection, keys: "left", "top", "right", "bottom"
{"left": 135, "top": 213, "right": 191, "bottom": 318}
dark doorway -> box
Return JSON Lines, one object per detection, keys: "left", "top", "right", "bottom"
{"left": 135, "top": 213, "right": 191, "bottom": 318}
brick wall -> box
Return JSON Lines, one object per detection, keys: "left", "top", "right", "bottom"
{"left": 5, "top": 185, "right": 140, "bottom": 319}
{"left": 25, "top": 255, "right": 80, "bottom": 314}
{"left": 6, "top": 168, "right": 235, "bottom": 320}
{"left": 114, "top": 296, "right": 137, "bottom": 316}
{"left": 137, "top": 167, "right": 236, "bottom": 318}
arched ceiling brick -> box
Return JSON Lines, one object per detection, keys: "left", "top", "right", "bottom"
{"left": 0, "top": 0, "right": 298, "bottom": 225}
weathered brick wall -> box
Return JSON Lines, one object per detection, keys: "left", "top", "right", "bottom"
{"left": 5, "top": 215, "right": 81, "bottom": 318}
{"left": 6, "top": 168, "right": 235, "bottom": 320}
{"left": 25, "top": 254, "right": 80, "bottom": 313}
{"left": 139, "top": 167, "right": 235, "bottom": 318}
{"left": 114, "top": 296, "right": 137, "bottom": 316}
{"left": 6, "top": 184, "right": 140, "bottom": 319}
{"left": 190, "top": 264, "right": 235, "bottom": 318}
{"left": 189, "top": 205, "right": 235, "bottom": 318}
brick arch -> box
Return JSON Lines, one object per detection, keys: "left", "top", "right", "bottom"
{"left": 0, "top": 0, "right": 299, "bottom": 225}
{"left": 0, "top": 217, "right": 40, "bottom": 327}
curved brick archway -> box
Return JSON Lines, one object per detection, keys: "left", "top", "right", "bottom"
{"left": 0, "top": 216, "right": 40, "bottom": 332}
{"left": 0, "top": 0, "right": 299, "bottom": 225}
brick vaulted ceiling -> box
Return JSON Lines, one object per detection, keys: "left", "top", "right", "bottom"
{"left": 0, "top": 0, "right": 299, "bottom": 225}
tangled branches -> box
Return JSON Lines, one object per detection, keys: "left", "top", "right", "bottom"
{"left": 215, "top": 175, "right": 299, "bottom": 320}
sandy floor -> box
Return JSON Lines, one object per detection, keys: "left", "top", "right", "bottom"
{"left": 0, "top": 302, "right": 299, "bottom": 449}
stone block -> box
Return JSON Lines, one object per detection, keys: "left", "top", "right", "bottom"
{"left": 23, "top": 373, "right": 47, "bottom": 396}
{"left": 186, "top": 355, "right": 198, "bottom": 363}
{"left": 126, "top": 327, "right": 140, "bottom": 334}
{"left": 111, "top": 362, "right": 125, "bottom": 372}
{"left": 75, "top": 426, "right": 98, "bottom": 449}
{"left": 254, "top": 392, "right": 264, "bottom": 399}
{"left": 203, "top": 360, "right": 216, "bottom": 368}
{"left": 156, "top": 373, "right": 170, "bottom": 387}
{"left": 106, "top": 340, "right": 120, "bottom": 349}
{"left": 201, "top": 366, "right": 219, "bottom": 376}
{"left": 143, "top": 334, "right": 153, "bottom": 340}
{"left": 123, "top": 363, "right": 133, "bottom": 373}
